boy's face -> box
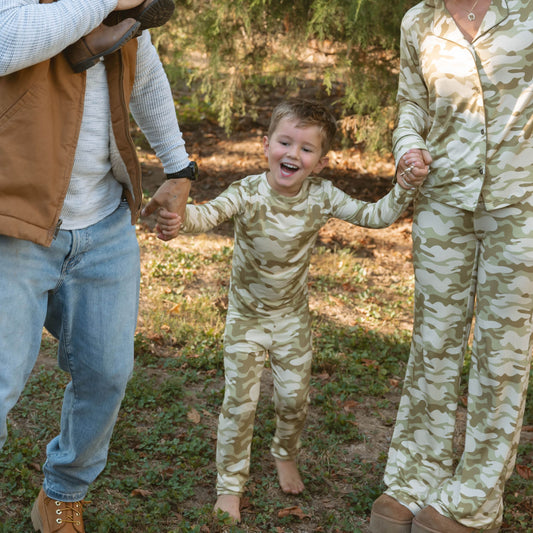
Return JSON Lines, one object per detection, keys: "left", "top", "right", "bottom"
{"left": 263, "top": 117, "right": 329, "bottom": 197}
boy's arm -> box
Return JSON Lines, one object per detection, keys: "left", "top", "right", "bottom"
{"left": 330, "top": 181, "right": 416, "bottom": 229}
{"left": 153, "top": 179, "right": 247, "bottom": 239}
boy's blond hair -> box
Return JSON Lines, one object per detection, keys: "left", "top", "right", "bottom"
{"left": 268, "top": 99, "right": 337, "bottom": 156}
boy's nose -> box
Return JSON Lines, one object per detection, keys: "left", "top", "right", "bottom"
{"left": 287, "top": 146, "right": 300, "bottom": 159}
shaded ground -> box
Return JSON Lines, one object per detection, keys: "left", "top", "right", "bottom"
{"left": 3, "top": 119, "right": 531, "bottom": 532}
{"left": 135, "top": 119, "right": 533, "bottom": 531}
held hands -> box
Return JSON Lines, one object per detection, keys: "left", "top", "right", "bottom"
{"left": 141, "top": 178, "right": 191, "bottom": 241}
{"left": 396, "top": 149, "right": 432, "bottom": 190}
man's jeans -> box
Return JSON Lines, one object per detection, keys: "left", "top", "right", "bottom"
{"left": 0, "top": 201, "right": 140, "bottom": 501}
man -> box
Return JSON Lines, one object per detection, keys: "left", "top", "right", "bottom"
{"left": 0, "top": 1, "right": 196, "bottom": 531}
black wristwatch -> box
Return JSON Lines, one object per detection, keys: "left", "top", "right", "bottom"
{"left": 165, "top": 161, "right": 198, "bottom": 181}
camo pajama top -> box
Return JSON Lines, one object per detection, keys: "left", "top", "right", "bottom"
{"left": 181, "top": 173, "right": 415, "bottom": 316}
{"left": 393, "top": 0, "right": 533, "bottom": 212}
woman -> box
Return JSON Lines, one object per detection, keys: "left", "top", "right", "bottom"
{"left": 370, "top": 1, "right": 533, "bottom": 532}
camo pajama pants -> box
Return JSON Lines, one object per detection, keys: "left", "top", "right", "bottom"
{"left": 216, "top": 306, "right": 313, "bottom": 496}
{"left": 384, "top": 194, "right": 533, "bottom": 529}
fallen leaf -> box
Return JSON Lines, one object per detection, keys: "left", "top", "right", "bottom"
{"left": 187, "top": 408, "right": 201, "bottom": 424}
{"left": 277, "top": 506, "right": 309, "bottom": 519}
{"left": 131, "top": 488, "right": 152, "bottom": 498}
{"left": 342, "top": 400, "right": 358, "bottom": 412}
{"left": 169, "top": 303, "right": 181, "bottom": 314}
{"left": 361, "top": 358, "right": 379, "bottom": 369}
{"left": 516, "top": 464, "right": 533, "bottom": 480}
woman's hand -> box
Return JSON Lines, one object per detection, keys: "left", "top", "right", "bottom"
{"left": 396, "top": 149, "right": 432, "bottom": 190}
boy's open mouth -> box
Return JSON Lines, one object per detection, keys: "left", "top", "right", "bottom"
{"left": 281, "top": 162, "right": 299, "bottom": 174}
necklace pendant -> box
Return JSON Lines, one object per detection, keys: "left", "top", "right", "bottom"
{"left": 467, "top": 12, "right": 476, "bottom": 21}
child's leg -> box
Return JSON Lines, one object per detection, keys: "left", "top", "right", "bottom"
{"left": 270, "top": 310, "right": 313, "bottom": 494}
{"left": 215, "top": 316, "right": 270, "bottom": 521}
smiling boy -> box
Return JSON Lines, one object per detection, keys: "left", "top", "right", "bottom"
{"left": 157, "top": 99, "right": 425, "bottom": 523}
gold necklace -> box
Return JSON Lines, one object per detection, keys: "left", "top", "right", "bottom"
{"left": 459, "top": 0, "right": 481, "bottom": 21}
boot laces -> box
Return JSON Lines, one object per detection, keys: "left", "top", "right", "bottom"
{"left": 53, "top": 499, "right": 90, "bottom": 526}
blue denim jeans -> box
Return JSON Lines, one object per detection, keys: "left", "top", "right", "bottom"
{"left": 0, "top": 201, "right": 140, "bottom": 501}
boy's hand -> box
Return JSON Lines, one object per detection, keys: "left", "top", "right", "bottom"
{"left": 141, "top": 178, "right": 191, "bottom": 241}
{"left": 155, "top": 209, "right": 182, "bottom": 240}
{"left": 116, "top": 0, "right": 146, "bottom": 10}
{"left": 396, "top": 149, "right": 432, "bottom": 190}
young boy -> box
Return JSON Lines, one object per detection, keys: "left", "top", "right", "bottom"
{"left": 156, "top": 99, "right": 427, "bottom": 523}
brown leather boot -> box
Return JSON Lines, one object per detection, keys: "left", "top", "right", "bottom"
{"left": 369, "top": 494, "right": 414, "bottom": 533}
{"left": 31, "top": 488, "right": 88, "bottom": 533}
{"left": 411, "top": 506, "right": 500, "bottom": 533}
{"left": 103, "top": 0, "right": 176, "bottom": 32}
{"left": 63, "top": 18, "right": 141, "bottom": 73}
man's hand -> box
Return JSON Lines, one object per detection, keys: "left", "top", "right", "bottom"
{"left": 396, "top": 148, "right": 432, "bottom": 190}
{"left": 116, "top": 0, "right": 146, "bottom": 10}
{"left": 141, "top": 178, "right": 191, "bottom": 241}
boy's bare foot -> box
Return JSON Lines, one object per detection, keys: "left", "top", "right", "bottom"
{"left": 275, "top": 458, "right": 305, "bottom": 494}
{"left": 214, "top": 494, "right": 241, "bottom": 523}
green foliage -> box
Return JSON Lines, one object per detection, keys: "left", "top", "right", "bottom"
{"left": 154, "top": 0, "right": 420, "bottom": 151}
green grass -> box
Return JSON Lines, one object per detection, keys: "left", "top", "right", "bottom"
{"left": 1, "top": 229, "right": 532, "bottom": 532}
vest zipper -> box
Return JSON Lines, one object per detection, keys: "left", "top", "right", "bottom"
{"left": 53, "top": 219, "right": 63, "bottom": 239}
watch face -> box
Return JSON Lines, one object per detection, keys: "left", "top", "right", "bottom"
{"left": 188, "top": 161, "right": 198, "bottom": 179}
{"left": 166, "top": 161, "right": 198, "bottom": 180}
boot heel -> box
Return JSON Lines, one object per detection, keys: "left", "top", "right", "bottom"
{"left": 30, "top": 499, "right": 43, "bottom": 532}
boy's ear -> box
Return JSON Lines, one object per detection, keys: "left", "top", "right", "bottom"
{"left": 262, "top": 136, "right": 270, "bottom": 157}
{"left": 313, "top": 155, "right": 329, "bottom": 173}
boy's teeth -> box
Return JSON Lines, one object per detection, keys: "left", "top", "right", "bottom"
{"left": 282, "top": 163, "right": 298, "bottom": 170}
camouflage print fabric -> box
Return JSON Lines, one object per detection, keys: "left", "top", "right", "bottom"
{"left": 180, "top": 172, "right": 415, "bottom": 495}
{"left": 384, "top": 194, "right": 533, "bottom": 529}
{"left": 382, "top": 0, "right": 533, "bottom": 529}
{"left": 216, "top": 307, "right": 312, "bottom": 495}
{"left": 393, "top": 0, "right": 533, "bottom": 213}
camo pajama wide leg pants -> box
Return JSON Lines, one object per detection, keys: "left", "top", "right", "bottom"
{"left": 216, "top": 307, "right": 313, "bottom": 496}
{"left": 384, "top": 194, "right": 533, "bottom": 529}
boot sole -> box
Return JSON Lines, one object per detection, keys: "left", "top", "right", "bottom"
{"left": 137, "top": 0, "right": 176, "bottom": 30}
{"left": 67, "top": 20, "right": 141, "bottom": 73}
{"left": 369, "top": 511, "right": 412, "bottom": 533}
{"left": 411, "top": 520, "right": 500, "bottom": 533}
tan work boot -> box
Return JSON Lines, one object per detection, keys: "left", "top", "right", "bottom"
{"left": 369, "top": 494, "right": 414, "bottom": 533}
{"left": 31, "top": 488, "right": 87, "bottom": 533}
{"left": 411, "top": 506, "right": 500, "bottom": 533}
{"left": 63, "top": 18, "right": 141, "bottom": 73}
{"left": 104, "top": 0, "right": 176, "bottom": 32}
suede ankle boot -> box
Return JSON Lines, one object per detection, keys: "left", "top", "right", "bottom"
{"left": 63, "top": 18, "right": 141, "bottom": 73}
{"left": 31, "top": 488, "right": 87, "bottom": 533}
{"left": 369, "top": 494, "right": 414, "bottom": 533}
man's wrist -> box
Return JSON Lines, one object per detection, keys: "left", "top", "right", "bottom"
{"left": 165, "top": 161, "right": 198, "bottom": 181}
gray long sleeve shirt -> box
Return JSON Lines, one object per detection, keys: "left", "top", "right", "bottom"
{"left": 0, "top": 0, "right": 189, "bottom": 229}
